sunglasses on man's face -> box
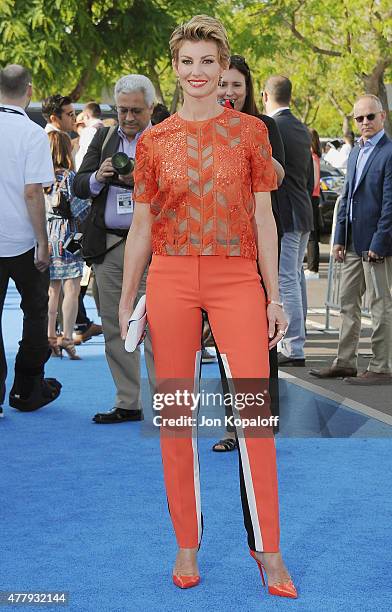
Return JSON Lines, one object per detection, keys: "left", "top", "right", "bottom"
{"left": 354, "top": 112, "right": 381, "bottom": 123}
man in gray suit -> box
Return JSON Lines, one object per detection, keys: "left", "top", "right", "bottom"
{"left": 263, "top": 76, "right": 314, "bottom": 366}
{"left": 74, "top": 74, "right": 155, "bottom": 423}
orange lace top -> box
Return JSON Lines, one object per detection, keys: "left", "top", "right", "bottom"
{"left": 134, "top": 107, "right": 277, "bottom": 259}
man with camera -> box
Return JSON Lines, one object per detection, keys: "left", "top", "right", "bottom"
{"left": 0, "top": 64, "right": 62, "bottom": 417}
{"left": 310, "top": 94, "right": 392, "bottom": 385}
{"left": 73, "top": 74, "right": 155, "bottom": 423}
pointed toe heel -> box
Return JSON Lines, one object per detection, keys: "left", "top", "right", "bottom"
{"left": 172, "top": 574, "right": 200, "bottom": 589}
{"left": 249, "top": 550, "right": 297, "bottom": 599}
{"left": 268, "top": 581, "right": 298, "bottom": 598}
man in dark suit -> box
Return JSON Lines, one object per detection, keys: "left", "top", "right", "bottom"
{"left": 263, "top": 76, "right": 314, "bottom": 366}
{"left": 311, "top": 94, "right": 392, "bottom": 385}
{"left": 74, "top": 74, "right": 156, "bottom": 422}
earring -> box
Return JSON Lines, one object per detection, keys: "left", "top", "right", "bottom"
{"left": 218, "top": 75, "right": 223, "bottom": 87}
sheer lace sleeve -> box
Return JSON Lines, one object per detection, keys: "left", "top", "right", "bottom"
{"left": 134, "top": 130, "right": 158, "bottom": 204}
{"left": 250, "top": 120, "right": 277, "bottom": 193}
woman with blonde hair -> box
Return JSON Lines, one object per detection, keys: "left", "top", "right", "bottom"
{"left": 45, "top": 131, "right": 89, "bottom": 359}
{"left": 119, "top": 15, "right": 297, "bottom": 598}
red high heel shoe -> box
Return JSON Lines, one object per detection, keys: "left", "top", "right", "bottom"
{"left": 172, "top": 574, "right": 200, "bottom": 589}
{"left": 249, "top": 550, "right": 297, "bottom": 598}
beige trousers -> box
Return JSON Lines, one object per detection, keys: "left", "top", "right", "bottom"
{"left": 333, "top": 248, "right": 392, "bottom": 373}
{"left": 93, "top": 234, "right": 155, "bottom": 411}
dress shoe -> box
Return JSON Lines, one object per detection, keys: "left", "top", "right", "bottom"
{"left": 304, "top": 269, "right": 319, "bottom": 280}
{"left": 344, "top": 370, "right": 392, "bottom": 386}
{"left": 278, "top": 353, "right": 305, "bottom": 367}
{"left": 9, "top": 376, "right": 62, "bottom": 412}
{"left": 92, "top": 407, "right": 143, "bottom": 423}
{"left": 73, "top": 322, "right": 103, "bottom": 345}
{"left": 309, "top": 366, "right": 357, "bottom": 379}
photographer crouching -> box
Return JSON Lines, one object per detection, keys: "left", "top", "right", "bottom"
{"left": 73, "top": 74, "right": 156, "bottom": 424}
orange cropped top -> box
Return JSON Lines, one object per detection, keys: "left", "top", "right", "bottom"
{"left": 133, "top": 107, "right": 277, "bottom": 259}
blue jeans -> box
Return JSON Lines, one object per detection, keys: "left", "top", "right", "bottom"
{"left": 279, "top": 231, "right": 310, "bottom": 359}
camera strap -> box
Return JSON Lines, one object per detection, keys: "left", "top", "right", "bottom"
{"left": 83, "top": 236, "right": 126, "bottom": 262}
{"left": 100, "top": 126, "right": 118, "bottom": 163}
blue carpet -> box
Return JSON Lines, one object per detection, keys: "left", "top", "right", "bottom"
{"left": 1, "top": 285, "right": 392, "bottom": 611}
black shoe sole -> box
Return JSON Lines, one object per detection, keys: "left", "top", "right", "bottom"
{"left": 92, "top": 413, "right": 144, "bottom": 423}
{"left": 278, "top": 360, "right": 305, "bottom": 367}
{"left": 309, "top": 370, "right": 357, "bottom": 379}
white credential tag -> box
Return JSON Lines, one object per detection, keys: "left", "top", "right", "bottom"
{"left": 117, "top": 191, "right": 134, "bottom": 215}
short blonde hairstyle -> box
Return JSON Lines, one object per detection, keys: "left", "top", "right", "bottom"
{"left": 169, "top": 15, "right": 230, "bottom": 67}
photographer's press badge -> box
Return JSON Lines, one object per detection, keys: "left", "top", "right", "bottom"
{"left": 117, "top": 191, "right": 134, "bottom": 215}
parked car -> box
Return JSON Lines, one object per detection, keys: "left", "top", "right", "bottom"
{"left": 318, "top": 160, "right": 345, "bottom": 236}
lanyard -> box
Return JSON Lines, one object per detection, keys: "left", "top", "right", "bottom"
{"left": 0, "top": 106, "right": 24, "bottom": 116}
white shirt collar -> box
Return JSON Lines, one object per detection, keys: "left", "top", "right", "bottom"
{"left": 359, "top": 129, "right": 385, "bottom": 149}
{"left": 268, "top": 106, "right": 290, "bottom": 118}
{"left": 45, "top": 123, "right": 61, "bottom": 133}
{"left": 118, "top": 121, "right": 152, "bottom": 142}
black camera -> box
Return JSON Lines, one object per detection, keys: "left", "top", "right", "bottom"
{"left": 111, "top": 152, "right": 134, "bottom": 176}
{"left": 64, "top": 232, "right": 84, "bottom": 255}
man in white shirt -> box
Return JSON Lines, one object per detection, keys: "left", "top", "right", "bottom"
{"left": 0, "top": 64, "right": 62, "bottom": 416}
{"left": 75, "top": 101, "right": 104, "bottom": 170}
{"left": 42, "top": 94, "right": 76, "bottom": 134}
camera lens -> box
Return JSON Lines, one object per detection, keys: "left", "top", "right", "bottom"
{"left": 112, "top": 152, "right": 134, "bottom": 175}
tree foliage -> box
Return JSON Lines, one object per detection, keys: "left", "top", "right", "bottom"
{"left": 0, "top": 0, "right": 215, "bottom": 100}
{"left": 0, "top": 0, "right": 391, "bottom": 135}
{"left": 232, "top": 0, "right": 392, "bottom": 134}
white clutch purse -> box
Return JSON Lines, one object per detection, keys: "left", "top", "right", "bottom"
{"left": 125, "top": 294, "right": 147, "bottom": 352}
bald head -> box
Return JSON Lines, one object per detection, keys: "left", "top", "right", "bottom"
{"left": 264, "top": 75, "right": 292, "bottom": 105}
{"left": 353, "top": 94, "right": 386, "bottom": 141}
{"left": 354, "top": 94, "right": 383, "bottom": 113}
{"left": 0, "top": 64, "right": 32, "bottom": 99}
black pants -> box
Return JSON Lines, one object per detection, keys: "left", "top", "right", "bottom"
{"left": 307, "top": 196, "right": 320, "bottom": 272}
{"left": 0, "top": 248, "right": 49, "bottom": 405}
{"left": 211, "top": 232, "right": 282, "bottom": 434}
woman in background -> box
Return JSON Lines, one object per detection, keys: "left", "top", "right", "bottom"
{"left": 212, "top": 54, "right": 285, "bottom": 451}
{"left": 45, "top": 131, "right": 89, "bottom": 359}
{"left": 305, "top": 128, "right": 322, "bottom": 280}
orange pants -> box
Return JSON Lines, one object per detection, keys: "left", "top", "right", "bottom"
{"left": 146, "top": 255, "right": 280, "bottom": 552}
